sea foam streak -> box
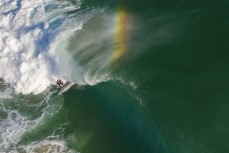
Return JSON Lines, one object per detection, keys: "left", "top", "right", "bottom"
{"left": 0, "top": 0, "right": 103, "bottom": 94}
{"left": 0, "top": 88, "right": 72, "bottom": 152}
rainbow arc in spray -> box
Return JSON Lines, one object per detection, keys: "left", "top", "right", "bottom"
{"left": 109, "top": 8, "right": 128, "bottom": 65}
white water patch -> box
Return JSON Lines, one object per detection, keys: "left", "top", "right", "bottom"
{"left": 0, "top": 80, "right": 13, "bottom": 100}
{"left": 21, "top": 139, "right": 77, "bottom": 153}
{"left": 0, "top": 0, "right": 100, "bottom": 94}
{"left": 0, "top": 109, "right": 37, "bottom": 150}
{"left": 0, "top": 89, "right": 68, "bottom": 152}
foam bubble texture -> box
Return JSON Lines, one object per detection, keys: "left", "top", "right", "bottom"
{"left": 21, "top": 139, "right": 77, "bottom": 153}
{"left": 0, "top": 89, "right": 68, "bottom": 152}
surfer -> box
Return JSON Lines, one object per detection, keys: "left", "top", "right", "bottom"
{"left": 57, "top": 80, "right": 71, "bottom": 95}
{"left": 56, "top": 79, "right": 64, "bottom": 88}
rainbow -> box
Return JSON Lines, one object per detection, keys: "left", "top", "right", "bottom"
{"left": 109, "top": 7, "right": 128, "bottom": 65}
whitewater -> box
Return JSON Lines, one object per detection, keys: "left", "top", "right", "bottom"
{"left": 0, "top": 0, "right": 107, "bottom": 94}
{"left": 0, "top": 0, "right": 108, "bottom": 152}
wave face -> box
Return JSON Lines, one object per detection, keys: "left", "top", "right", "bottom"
{"left": 0, "top": 0, "right": 105, "bottom": 94}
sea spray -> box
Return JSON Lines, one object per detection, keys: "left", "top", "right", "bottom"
{"left": 0, "top": 0, "right": 106, "bottom": 94}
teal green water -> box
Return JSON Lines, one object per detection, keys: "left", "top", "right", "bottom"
{"left": 61, "top": 0, "right": 229, "bottom": 153}
{"left": 1, "top": 0, "right": 229, "bottom": 153}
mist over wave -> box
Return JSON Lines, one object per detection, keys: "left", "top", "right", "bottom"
{"left": 0, "top": 0, "right": 106, "bottom": 94}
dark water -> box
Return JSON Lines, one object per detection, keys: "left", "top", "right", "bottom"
{"left": 59, "top": 0, "right": 229, "bottom": 153}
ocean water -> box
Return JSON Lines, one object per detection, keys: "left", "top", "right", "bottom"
{"left": 0, "top": 0, "right": 229, "bottom": 152}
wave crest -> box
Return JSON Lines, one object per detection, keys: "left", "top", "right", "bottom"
{"left": 0, "top": 0, "right": 104, "bottom": 94}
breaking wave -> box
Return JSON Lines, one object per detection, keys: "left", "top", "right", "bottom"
{"left": 0, "top": 0, "right": 107, "bottom": 152}
{"left": 0, "top": 0, "right": 106, "bottom": 94}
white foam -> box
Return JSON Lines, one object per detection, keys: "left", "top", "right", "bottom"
{"left": 0, "top": 110, "right": 31, "bottom": 150}
{"left": 0, "top": 0, "right": 85, "bottom": 94}
{"left": 0, "top": 90, "right": 66, "bottom": 152}
{"left": 21, "top": 139, "right": 77, "bottom": 153}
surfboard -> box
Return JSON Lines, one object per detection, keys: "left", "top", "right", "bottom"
{"left": 58, "top": 81, "right": 74, "bottom": 95}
